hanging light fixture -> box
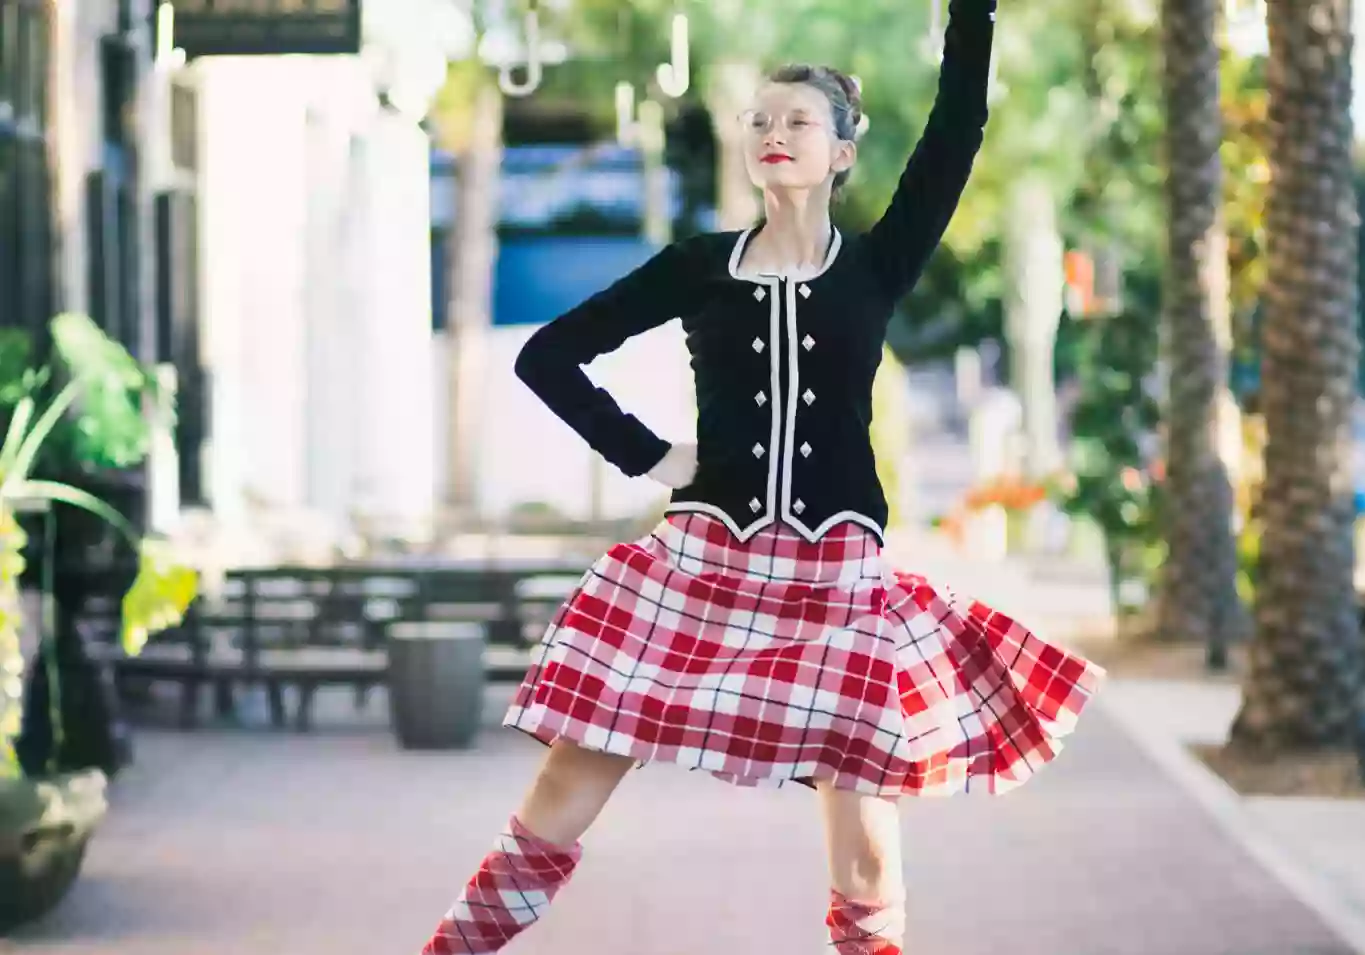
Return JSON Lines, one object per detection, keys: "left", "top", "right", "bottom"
{"left": 613, "top": 8, "right": 640, "bottom": 144}
{"left": 499, "top": 0, "right": 544, "bottom": 97}
{"left": 154, "top": 2, "right": 186, "bottom": 69}
{"left": 616, "top": 79, "right": 639, "bottom": 144}
{"left": 656, "top": 9, "right": 691, "bottom": 98}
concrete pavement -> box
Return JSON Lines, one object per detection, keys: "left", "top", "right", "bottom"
{"left": 7, "top": 682, "right": 1355, "bottom": 955}
{"left": 1105, "top": 677, "right": 1365, "bottom": 954}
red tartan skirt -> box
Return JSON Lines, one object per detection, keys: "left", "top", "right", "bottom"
{"left": 503, "top": 512, "right": 1107, "bottom": 797}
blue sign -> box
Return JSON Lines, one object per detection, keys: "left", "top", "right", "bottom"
{"left": 430, "top": 144, "right": 682, "bottom": 232}
{"left": 431, "top": 143, "right": 687, "bottom": 329}
{"left": 493, "top": 236, "right": 658, "bottom": 327}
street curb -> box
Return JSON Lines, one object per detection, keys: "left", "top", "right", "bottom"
{"left": 1098, "top": 691, "right": 1365, "bottom": 955}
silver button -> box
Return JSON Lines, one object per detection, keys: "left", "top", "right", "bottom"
{"left": 752, "top": 443, "right": 765, "bottom": 458}
{"left": 800, "top": 442, "right": 812, "bottom": 457}
{"left": 793, "top": 499, "right": 806, "bottom": 514}
{"left": 799, "top": 284, "right": 811, "bottom": 298}
{"left": 802, "top": 334, "right": 815, "bottom": 351}
{"left": 803, "top": 389, "right": 815, "bottom": 405}
{"left": 752, "top": 337, "right": 765, "bottom": 353}
{"left": 754, "top": 391, "right": 767, "bottom": 406}
{"left": 753, "top": 287, "right": 766, "bottom": 301}
{"left": 749, "top": 498, "right": 762, "bottom": 512}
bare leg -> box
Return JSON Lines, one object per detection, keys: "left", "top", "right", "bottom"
{"left": 514, "top": 737, "right": 636, "bottom": 845}
{"left": 421, "top": 740, "right": 635, "bottom": 954}
{"left": 817, "top": 780, "right": 907, "bottom": 954}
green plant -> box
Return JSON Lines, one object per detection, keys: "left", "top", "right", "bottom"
{"left": 1053, "top": 303, "right": 1164, "bottom": 617}
{"left": 0, "top": 324, "right": 157, "bottom": 478}
{"left": 1235, "top": 517, "right": 1261, "bottom": 604}
{"left": 0, "top": 313, "right": 198, "bottom": 778}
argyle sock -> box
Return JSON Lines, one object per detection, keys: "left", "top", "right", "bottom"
{"left": 421, "top": 815, "right": 582, "bottom": 954}
{"left": 826, "top": 887, "right": 906, "bottom": 954}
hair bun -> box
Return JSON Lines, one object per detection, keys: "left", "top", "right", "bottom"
{"left": 833, "top": 70, "right": 865, "bottom": 136}
{"left": 833, "top": 70, "right": 863, "bottom": 114}
{"left": 833, "top": 70, "right": 865, "bottom": 137}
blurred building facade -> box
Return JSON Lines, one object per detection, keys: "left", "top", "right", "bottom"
{"left": 13, "top": 0, "right": 711, "bottom": 564}
{"left": 3, "top": 0, "right": 464, "bottom": 564}
{"left": 1, "top": 0, "right": 57, "bottom": 344}
{"left": 3, "top": 0, "right": 169, "bottom": 536}
{"left": 187, "top": 56, "right": 434, "bottom": 544}
{"left": 169, "top": 1, "right": 463, "bottom": 556}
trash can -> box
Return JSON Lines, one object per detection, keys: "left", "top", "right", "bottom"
{"left": 387, "top": 621, "right": 487, "bottom": 750}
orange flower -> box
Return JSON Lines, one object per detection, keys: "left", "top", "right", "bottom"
{"left": 960, "top": 476, "right": 1047, "bottom": 514}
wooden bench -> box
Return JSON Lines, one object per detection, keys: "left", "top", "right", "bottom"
{"left": 78, "top": 561, "right": 588, "bottom": 731}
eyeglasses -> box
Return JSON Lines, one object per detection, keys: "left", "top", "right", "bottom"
{"left": 738, "top": 108, "right": 828, "bottom": 137}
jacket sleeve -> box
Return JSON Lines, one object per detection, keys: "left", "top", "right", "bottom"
{"left": 513, "top": 239, "right": 695, "bottom": 478}
{"left": 862, "top": 0, "right": 996, "bottom": 301}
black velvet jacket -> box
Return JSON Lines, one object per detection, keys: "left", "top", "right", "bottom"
{"left": 514, "top": 0, "right": 996, "bottom": 544}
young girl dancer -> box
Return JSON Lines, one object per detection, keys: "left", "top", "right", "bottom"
{"left": 421, "top": 1, "right": 1105, "bottom": 951}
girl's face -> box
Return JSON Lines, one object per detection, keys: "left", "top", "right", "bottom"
{"left": 740, "top": 82, "right": 856, "bottom": 196}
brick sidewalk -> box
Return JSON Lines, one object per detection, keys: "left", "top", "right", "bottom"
{"left": 8, "top": 685, "right": 1354, "bottom": 954}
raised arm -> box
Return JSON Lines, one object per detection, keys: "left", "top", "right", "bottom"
{"left": 513, "top": 239, "right": 697, "bottom": 478}
{"left": 863, "top": 0, "right": 996, "bottom": 300}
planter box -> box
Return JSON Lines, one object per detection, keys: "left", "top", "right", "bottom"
{"left": 0, "top": 769, "right": 107, "bottom": 933}
{"left": 387, "top": 622, "right": 487, "bottom": 750}
{"left": 963, "top": 505, "right": 1009, "bottom": 562}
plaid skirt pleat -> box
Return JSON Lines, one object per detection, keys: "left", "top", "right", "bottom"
{"left": 503, "top": 512, "right": 1107, "bottom": 797}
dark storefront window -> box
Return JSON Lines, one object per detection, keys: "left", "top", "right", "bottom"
{"left": 86, "top": 34, "right": 141, "bottom": 354}
{"left": 0, "top": 0, "right": 54, "bottom": 338}
{"left": 156, "top": 78, "right": 206, "bottom": 506}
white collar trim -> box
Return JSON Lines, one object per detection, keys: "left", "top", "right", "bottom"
{"left": 727, "top": 225, "right": 843, "bottom": 283}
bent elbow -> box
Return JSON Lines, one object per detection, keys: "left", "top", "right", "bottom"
{"left": 513, "top": 328, "right": 550, "bottom": 387}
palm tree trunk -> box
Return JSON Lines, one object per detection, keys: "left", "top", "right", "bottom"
{"left": 1229, "top": 0, "right": 1362, "bottom": 750}
{"left": 443, "top": 79, "right": 504, "bottom": 528}
{"left": 1156, "top": 0, "right": 1247, "bottom": 660}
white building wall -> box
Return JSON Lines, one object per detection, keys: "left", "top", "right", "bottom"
{"left": 470, "top": 322, "right": 695, "bottom": 523}
{"left": 350, "top": 108, "right": 439, "bottom": 533}
{"left": 194, "top": 57, "right": 311, "bottom": 522}
{"left": 169, "top": 0, "right": 707, "bottom": 545}
{"left": 191, "top": 52, "right": 440, "bottom": 544}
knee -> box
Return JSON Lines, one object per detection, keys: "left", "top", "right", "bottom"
{"left": 824, "top": 803, "right": 904, "bottom": 902}
{"left": 536, "top": 741, "right": 633, "bottom": 805}
{"left": 517, "top": 742, "right": 634, "bottom": 847}
{"left": 844, "top": 845, "right": 898, "bottom": 898}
